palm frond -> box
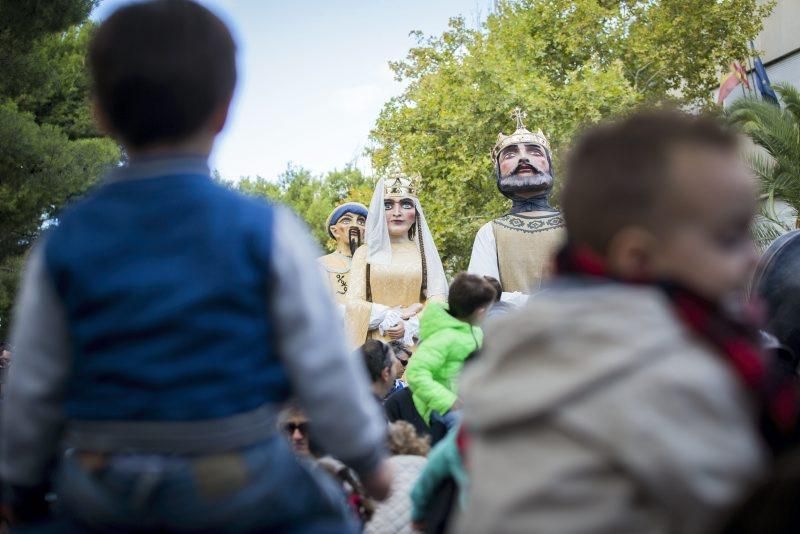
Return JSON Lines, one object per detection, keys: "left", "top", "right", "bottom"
{"left": 776, "top": 82, "right": 800, "bottom": 125}
{"left": 728, "top": 86, "right": 800, "bottom": 213}
{"left": 753, "top": 200, "right": 795, "bottom": 252}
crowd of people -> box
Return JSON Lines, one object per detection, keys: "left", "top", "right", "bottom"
{"left": 2, "top": 1, "right": 800, "bottom": 533}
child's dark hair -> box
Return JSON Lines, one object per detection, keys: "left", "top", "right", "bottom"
{"left": 562, "top": 109, "right": 739, "bottom": 254}
{"left": 88, "top": 0, "right": 237, "bottom": 149}
{"left": 448, "top": 273, "right": 497, "bottom": 319}
{"left": 361, "top": 340, "right": 392, "bottom": 382}
{"left": 483, "top": 276, "right": 503, "bottom": 302}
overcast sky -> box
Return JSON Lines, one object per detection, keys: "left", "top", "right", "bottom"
{"left": 93, "top": 0, "right": 490, "bottom": 181}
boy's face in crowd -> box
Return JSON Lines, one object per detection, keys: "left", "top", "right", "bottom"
{"left": 643, "top": 146, "right": 759, "bottom": 303}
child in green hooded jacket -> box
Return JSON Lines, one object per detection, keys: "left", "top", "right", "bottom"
{"left": 404, "top": 273, "right": 497, "bottom": 430}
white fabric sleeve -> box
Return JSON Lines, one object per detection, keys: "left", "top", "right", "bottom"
{"left": 368, "top": 303, "right": 390, "bottom": 330}
{"left": 0, "top": 242, "right": 72, "bottom": 488}
{"left": 270, "top": 208, "right": 386, "bottom": 476}
{"left": 404, "top": 315, "right": 420, "bottom": 345}
{"left": 468, "top": 222, "right": 528, "bottom": 306}
{"left": 468, "top": 222, "right": 500, "bottom": 279}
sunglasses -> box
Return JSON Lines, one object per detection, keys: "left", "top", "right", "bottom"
{"left": 283, "top": 422, "right": 309, "bottom": 436}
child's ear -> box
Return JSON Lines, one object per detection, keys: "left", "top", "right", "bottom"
{"left": 381, "top": 367, "right": 391, "bottom": 382}
{"left": 606, "top": 226, "right": 658, "bottom": 280}
{"left": 91, "top": 97, "right": 113, "bottom": 138}
{"left": 209, "top": 93, "right": 234, "bottom": 134}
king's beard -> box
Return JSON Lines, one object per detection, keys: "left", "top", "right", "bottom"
{"left": 498, "top": 171, "right": 554, "bottom": 197}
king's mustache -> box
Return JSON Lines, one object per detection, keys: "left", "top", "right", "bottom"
{"left": 512, "top": 160, "right": 544, "bottom": 175}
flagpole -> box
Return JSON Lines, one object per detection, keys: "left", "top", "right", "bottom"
{"left": 745, "top": 54, "right": 757, "bottom": 99}
{"left": 748, "top": 41, "right": 758, "bottom": 100}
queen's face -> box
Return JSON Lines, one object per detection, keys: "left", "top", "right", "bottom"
{"left": 384, "top": 197, "right": 416, "bottom": 238}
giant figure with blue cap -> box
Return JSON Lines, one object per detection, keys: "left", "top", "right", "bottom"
{"left": 318, "top": 202, "right": 369, "bottom": 305}
{"left": 468, "top": 108, "right": 566, "bottom": 306}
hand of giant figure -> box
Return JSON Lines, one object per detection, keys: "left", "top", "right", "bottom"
{"left": 345, "top": 172, "right": 448, "bottom": 349}
{"left": 468, "top": 109, "right": 566, "bottom": 305}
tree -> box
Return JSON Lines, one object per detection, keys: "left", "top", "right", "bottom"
{"left": 237, "top": 164, "right": 373, "bottom": 250}
{"left": 371, "top": 0, "right": 773, "bottom": 270}
{"left": 0, "top": 1, "right": 120, "bottom": 337}
{"left": 728, "top": 83, "right": 800, "bottom": 246}
{"left": 0, "top": 1, "right": 98, "bottom": 118}
{"left": 10, "top": 24, "right": 100, "bottom": 140}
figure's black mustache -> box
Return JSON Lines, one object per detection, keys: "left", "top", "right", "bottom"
{"left": 513, "top": 161, "right": 541, "bottom": 174}
{"left": 348, "top": 227, "right": 362, "bottom": 255}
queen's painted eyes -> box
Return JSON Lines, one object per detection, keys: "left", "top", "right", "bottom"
{"left": 384, "top": 200, "right": 414, "bottom": 210}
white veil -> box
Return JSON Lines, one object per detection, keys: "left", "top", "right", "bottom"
{"left": 366, "top": 178, "right": 448, "bottom": 298}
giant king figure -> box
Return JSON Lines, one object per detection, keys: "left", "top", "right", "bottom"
{"left": 468, "top": 109, "right": 566, "bottom": 305}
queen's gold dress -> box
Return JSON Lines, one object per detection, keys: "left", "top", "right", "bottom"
{"left": 345, "top": 240, "right": 442, "bottom": 348}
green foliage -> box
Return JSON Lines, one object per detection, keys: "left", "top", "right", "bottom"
{"left": 0, "top": 1, "right": 98, "bottom": 122}
{"left": 372, "top": 0, "right": 773, "bottom": 270}
{"left": 0, "top": 1, "right": 119, "bottom": 337}
{"left": 10, "top": 24, "right": 100, "bottom": 140}
{"left": 0, "top": 0, "right": 97, "bottom": 44}
{"left": 727, "top": 83, "right": 800, "bottom": 247}
{"left": 236, "top": 165, "right": 373, "bottom": 251}
{"left": 0, "top": 102, "right": 118, "bottom": 254}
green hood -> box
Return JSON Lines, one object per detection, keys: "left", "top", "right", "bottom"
{"left": 419, "top": 301, "right": 475, "bottom": 342}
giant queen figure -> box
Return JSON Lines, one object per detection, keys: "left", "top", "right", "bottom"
{"left": 468, "top": 109, "right": 566, "bottom": 304}
{"left": 345, "top": 172, "right": 448, "bottom": 348}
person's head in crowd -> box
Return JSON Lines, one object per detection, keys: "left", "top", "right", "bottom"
{"left": 278, "top": 405, "right": 311, "bottom": 457}
{"left": 389, "top": 340, "right": 411, "bottom": 371}
{"left": 88, "top": 0, "right": 236, "bottom": 157}
{"left": 361, "top": 340, "right": 398, "bottom": 399}
{"left": 448, "top": 273, "right": 498, "bottom": 324}
{"left": 387, "top": 421, "right": 430, "bottom": 457}
{"left": 562, "top": 110, "right": 758, "bottom": 304}
{"left": 483, "top": 276, "right": 503, "bottom": 303}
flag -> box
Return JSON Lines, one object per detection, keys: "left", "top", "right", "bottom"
{"left": 753, "top": 56, "right": 779, "bottom": 105}
{"left": 717, "top": 62, "right": 749, "bottom": 105}
{"left": 734, "top": 62, "right": 750, "bottom": 90}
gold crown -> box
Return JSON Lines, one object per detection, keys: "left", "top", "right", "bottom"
{"left": 492, "top": 108, "right": 550, "bottom": 161}
{"left": 383, "top": 162, "right": 420, "bottom": 198}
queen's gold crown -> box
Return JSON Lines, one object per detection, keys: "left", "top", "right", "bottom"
{"left": 383, "top": 164, "right": 420, "bottom": 198}
{"left": 492, "top": 108, "right": 550, "bottom": 161}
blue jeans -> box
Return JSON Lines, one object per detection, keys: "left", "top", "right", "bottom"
{"left": 430, "top": 409, "right": 461, "bottom": 431}
{"left": 24, "top": 435, "right": 356, "bottom": 533}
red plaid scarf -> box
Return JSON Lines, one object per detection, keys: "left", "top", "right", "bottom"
{"left": 555, "top": 245, "right": 800, "bottom": 451}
